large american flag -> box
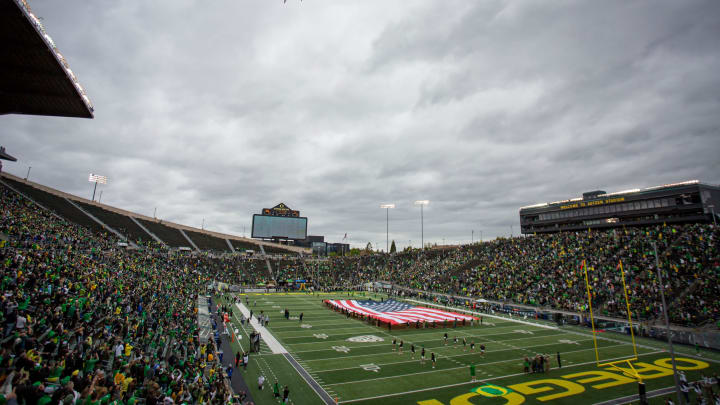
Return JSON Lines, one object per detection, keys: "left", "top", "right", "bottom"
{"left": 325, "top": 299, "right": 477, "bottom": 325}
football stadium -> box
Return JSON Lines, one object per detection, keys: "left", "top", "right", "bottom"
{"left": 1, "top": 0, "right": 720, "bottom": 404}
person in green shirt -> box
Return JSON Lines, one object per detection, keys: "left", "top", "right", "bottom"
{"left": 470, "top": 364, "right": 476, "bottom": 382}
{"left": 273, "top": 381, "right": 280, "bottom": 400}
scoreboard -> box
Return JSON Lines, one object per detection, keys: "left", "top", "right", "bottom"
{"left": 251, "top": 203, "right": 307, "bottom": 240}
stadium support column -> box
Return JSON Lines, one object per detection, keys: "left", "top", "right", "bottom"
{"left": 653, "top": 242, "right": 682, "bottom": 405}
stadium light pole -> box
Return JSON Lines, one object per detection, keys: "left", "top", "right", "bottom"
{"left": 653, "top": 242, "right": 682, "bottom": 405}
{"left": 709, "top": 204, "right": 717, "bottom": 227}
{"left": 414, "top": 200, "right": 429, "bottom": 249}
{"left": 25, "top": 166, "right": 31, "bottom": 181}
{"left": 88, "top": 173, "right": 107, "bottom": 202}
{"left": 380, "top": 204, "right": 395, "bottom": 253}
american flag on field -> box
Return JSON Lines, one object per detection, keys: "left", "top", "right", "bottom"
{"left": 325, "top": 299, "right": 477, "bottom": 325}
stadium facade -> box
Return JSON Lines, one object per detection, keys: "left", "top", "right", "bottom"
{"left": 520, "top": 180, "right": 720, "bottom": 234}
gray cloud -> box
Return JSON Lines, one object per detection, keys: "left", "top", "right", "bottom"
{"left": 2, "top": 0, "right": 719, "bottom": 250}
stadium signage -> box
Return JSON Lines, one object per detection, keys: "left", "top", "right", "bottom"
{"left": 262, "top": 202, "right": 300, "bottom": 217}
{"left": 560, "top": 197, "right": 625, "bottom": 210}
{"left": 417, "top": 357, "right": 708, "bottom": 405}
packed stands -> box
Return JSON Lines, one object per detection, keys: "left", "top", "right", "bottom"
{"left": 1, "top": 183, "right": 234, "bottom": 405}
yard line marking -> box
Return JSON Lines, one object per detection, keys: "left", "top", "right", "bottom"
{"left": 327, "top": 346, "right": 659, "bottom": 386}
{"left": 311, "top": 339, "right": 598, "bottom": 371}
{"left": 336, "top": 350, "right": 665, "bottom": 403}
{"left": 290, "top": 329, "right": 565, "bottom": 353}
{"left": 301, "top": 335, "right": 593, "bottom": 363}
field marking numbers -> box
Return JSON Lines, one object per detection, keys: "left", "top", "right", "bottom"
{"left": 359, "top": 363, "right": 381, "bottom": 373}
{"left": 332, "top": 345, "right": 351, "bottom": 353}
{"left": 314, "top": 333, "right": 329, "bottom": 339}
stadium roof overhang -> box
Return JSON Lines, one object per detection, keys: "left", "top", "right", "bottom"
{"left": 0, "top": 146, "right": 17, "bottom": 161}
{"left": 0, "top": 0, "right": 94, "bottom": 118}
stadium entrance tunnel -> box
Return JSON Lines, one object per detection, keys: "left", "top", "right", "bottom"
{"left": 416, "top": 357, "right": 709, "bottom": 404}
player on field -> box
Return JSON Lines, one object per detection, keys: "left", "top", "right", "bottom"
{"left": 480, "top": 344, "right": 485, "bottom": 356}
{"left": 399, "top": 340, "right": 404, "bottom": 354}
{"left": 453, "top": 336, "right": 458, "bottom": 347}
{"left": 470, "top": 363, "right": 476, "bottom": 382}
{"left": 392, "top": 338, "right": 397, "bottom": 351}
{"left": 411, "top": 344, "right": 416, "bottom": 359}
{"left": 470, "top": 340, "right": 475, "bottom": 352}
{"left": 444, "top": 332, "right": 448, "bottom": 345}
{"left": 463, "top": 337, "right": 467, "bottom": 351}
{"left": 421, "top": 347, "right": 426, "bottom": 364}
{"left": 431, "top": 352, "right": 436, "bottom": 369}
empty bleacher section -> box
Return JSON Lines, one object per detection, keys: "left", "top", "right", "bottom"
{"left": 185, "top": 229, "right": 231, "bottom": 252}
{"left": 229, "top": 239, "right": 261, "bottom": 252}
{"left": 264, "top": 244, "right": 298, "bottom": 255}
{"left": 77, "top": 201, "right": 150, "bottom": 243}
{"left": 2, "top": 177, "right": 104, "bottom": 233}
{"left": 137, "top": 218, "right": 191, "bottom": 248}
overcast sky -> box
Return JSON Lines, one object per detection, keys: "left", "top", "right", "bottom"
{"left": 3, "top": 0, "right": 720, "bottom": 249}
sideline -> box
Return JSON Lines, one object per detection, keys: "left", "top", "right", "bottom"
{"left": 593, "top": 379, "right": 704, "bottom": 405}
{"left": 234, "top": 303, "right": 335, "bottom": 405}
{"left": 234, "top": 303, "right": 287, "bottom": 354}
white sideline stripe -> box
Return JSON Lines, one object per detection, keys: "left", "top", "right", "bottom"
{"left": 235, "top": 303, "right": 287, "bottom": 354}
{"left": 405, "top": 299, "right": 558, "bottom": 330}
{"left": 337, "top": 350, "right": 665, "bottom": 403}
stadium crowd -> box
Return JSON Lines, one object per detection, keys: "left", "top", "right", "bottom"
{"left": 289, "top": 225, "right": 720, "bottom": 327}
{"left": 0, "top": 186, "right": 235, "bottom": 405}
{"left": 1, "top": 180, "right": 719, "bottom": 404}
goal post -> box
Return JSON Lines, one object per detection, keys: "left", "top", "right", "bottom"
{"left": 583, "top": 258, "right": 642, "bottom": 380}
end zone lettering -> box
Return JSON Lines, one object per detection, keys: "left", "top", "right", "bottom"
{"left": 417, "top": 357, "right": 708, "bottom": 405}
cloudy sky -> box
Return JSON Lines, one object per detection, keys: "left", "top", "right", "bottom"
{"left": 3, "top": 0, "right": 720, "bottom": 249}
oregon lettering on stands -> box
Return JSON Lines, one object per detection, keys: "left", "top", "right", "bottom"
{"left": 417, "top": 357, "right": 708, "bottom": 405}
{"left": 560, "top": 197, "right": 625, "bottom": 210}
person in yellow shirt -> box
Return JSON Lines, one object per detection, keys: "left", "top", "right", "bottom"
{"left": 124, "top": 343, "right": 133, "bottom": 357}
{"left": 207, "top": 353, "right": 213, "bottom": 362}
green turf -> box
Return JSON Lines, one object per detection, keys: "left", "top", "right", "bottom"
{"left": 218, "top": 292, "right": 720, "bottom": 405}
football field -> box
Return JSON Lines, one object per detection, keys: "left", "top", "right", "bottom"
{"left": 219, "top": 292, "right": 719, "bottom": 405}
